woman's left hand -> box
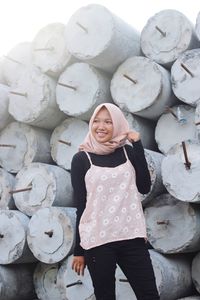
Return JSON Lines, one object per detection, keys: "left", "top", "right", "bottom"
{"left": 72, "top": 256, "right": 86, "bottom": 276}
{"left": 126, "top": 131, "right": 140, "bottom": 143}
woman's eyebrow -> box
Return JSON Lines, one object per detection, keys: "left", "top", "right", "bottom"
{"left": 94, "top": 117, "right": 112, "bottom": 120}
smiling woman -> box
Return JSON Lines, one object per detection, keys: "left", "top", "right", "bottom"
{"left": 0, "top": 0, "right": 198, "bottom": 57}
{"left": 70, "top": 102, "right": 159, "bottom": 300}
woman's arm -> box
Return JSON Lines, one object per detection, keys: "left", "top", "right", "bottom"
{"left": 71, "top": 152, "right": 88, "bottom": 256}
{"left": 125, "top": 139, "right": 151, "bottom": 194}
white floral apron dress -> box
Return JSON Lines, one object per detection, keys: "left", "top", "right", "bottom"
{"left": 79, "top": 147, "right": 147, "bottom": 250}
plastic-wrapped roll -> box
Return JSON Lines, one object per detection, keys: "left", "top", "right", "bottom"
{"left": 34, "top": 262, "right": 64, "bottom": 300}
{"left": 150, "top": 249, "right": 193, "bottom": 299}
{"left": 194, "top": 101, "right": 200, "bottom": 141}
{"left": 124, "top": 112, "right": 156, "bottom": 150}
{"left": 27, "top": 207, "right": 76, "bottom": 263}
{"left": 155, "top": 105, "right": 197, "bottom": 155}
{"left": 50, "top": 118, "right": 89, "bottom": 170}
{"left": 32, "top": 23, "right": 77, "bottom": 78}
{"left": 2, "top": 42, "right": 32, "bottom": 86}
{"left": 145, "top": 194, "right": 200, "bottom": 253}
{"left": 0, "top": 263, "right": 36, "bottom": 300}
{"left": 141, "top": 9, "right": 199, "bottom": 68}
{"left": 0, "top": 57, "right": 6, "bottom": 84}
{"left": 0, "top": 83, "right": 13, "bottom": 131}
{"left": 0, "top": 210, "right": 35, "bottom": 264}
{"left": 161, "top": 140, "right": 200, "bottom": 202}
{"left": 0, "top": 122, "right": 52, "bottom": 173}
{"left": 195, "top": 12, "right": 200, "bottom": 41}
{"left": 65, "top": 4, "right": 140, "bottom": 73}
{"left": 8, "top": 66, "right": 65, "bottom": 129}
{"left": 192, "top": 252, "right": 200, "bottom": 294}
{"left": 56, "top": 62, "right": 112, "bottom": 121}
{"left": 57, "top": 255, "right": 95, "bottom": 300}
{"left": 0, "top": 168, "right": 15, "bottom": 209}
{"left": 171, "top": 49, "right": 200, "bottom": 106}
{"left": 13, "top": 163, "right": 73, "bottom": 216}
{"left": 142, "top": 149, "right": 165, "bottom": 206}
{"left": 111, "top": 56, "right": 176, "bottom": 120}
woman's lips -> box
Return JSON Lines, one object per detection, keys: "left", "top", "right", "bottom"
{"left": 96, "top": 132, "right": 107, "bottom": 137}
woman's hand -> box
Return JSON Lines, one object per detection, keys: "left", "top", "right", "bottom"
{"left": 72, "top": 256, "right": 86, "bottom": 276}
{"left": 126, "top": 131, "right": 140, "bottom": 143}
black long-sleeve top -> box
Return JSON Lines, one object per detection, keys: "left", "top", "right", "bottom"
{"left": 71, "top": 140, "right": 151, "bottom": 256}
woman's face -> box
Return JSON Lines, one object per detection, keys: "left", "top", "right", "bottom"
{"left": 91, "top": 107, "right": 113, "bottom": 143}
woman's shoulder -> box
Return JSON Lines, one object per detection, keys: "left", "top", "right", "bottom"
{"left": 124, "top": 140, "right": 144, "bottom": 158}
{"left": 71, "top": 151, "right": 90, "bottom": 174}
{"left": 72, "top": 151, "right": 88, "bottom": 163}
{"left": 125, "top": 140, "right": 143, "bottom": 151}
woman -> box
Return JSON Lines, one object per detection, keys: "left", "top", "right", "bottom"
{"left": 71, "top": 103, "right": 159, "bottom": 300}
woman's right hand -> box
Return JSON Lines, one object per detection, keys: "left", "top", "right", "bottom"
{"left": 126, "top": 130, "right": 140, "bottom": 143}
{"left": 72, "top": 256, "right": 86, "bottom": 276}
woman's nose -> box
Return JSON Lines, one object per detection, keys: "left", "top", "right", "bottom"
{"left": 98, "top": 122, "right": 106, "bottom": 129}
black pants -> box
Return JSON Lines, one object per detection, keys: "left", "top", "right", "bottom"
{"left": 84, "top": 238, "right": 160, "bottom": 300}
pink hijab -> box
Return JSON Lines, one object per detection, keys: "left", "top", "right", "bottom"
{"left": 79, "top": 103, "right": 129, "bottom": 154}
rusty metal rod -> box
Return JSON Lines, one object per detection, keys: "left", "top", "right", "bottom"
{"left": 66, "top": 280, "right": 83, "bottom": 288}
{"left": 34, "top": 47, "right": 54, "bottom": 51}
{"left": 180, "top": 63, "right": 194, "bottom": 77}
{"left": 155, "top": 26, "right": 166, "bottom": 37}
{"left": 165, "top": 107, "right": 178, "bottom": 119}
{"left": 57, "top": 82, "right": 77, "bottom": 91}
{"left": 44, "top": 230, "right": 53, "bottom": 238}
{"left": 123, "top": 74, "right": 137, "bottom": 84}
{"left": 76, "top": 22, "right": 88, "bottom": 33}
{"left": 10, "top": 91, "right": 27, "bottom": 97}
{"left": 119, "top": 278, "right": 128, "bottom": 282}
{"left": 182, "top": 141, "right": 191, "bottom": 170}
{"left": 0, "top": 144, "right": 16, "bottom": 148}
{"left": 58, "top": 139, "right": 71, "bottom": 146}
{"left": 157, "top": 220, "right": 169, "bottom": 225}
{"left": 3, "top": 55, "right": 23, "bottom": 65}
{"left": 9, "top": 186, "right": 32, "bottom": 194}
